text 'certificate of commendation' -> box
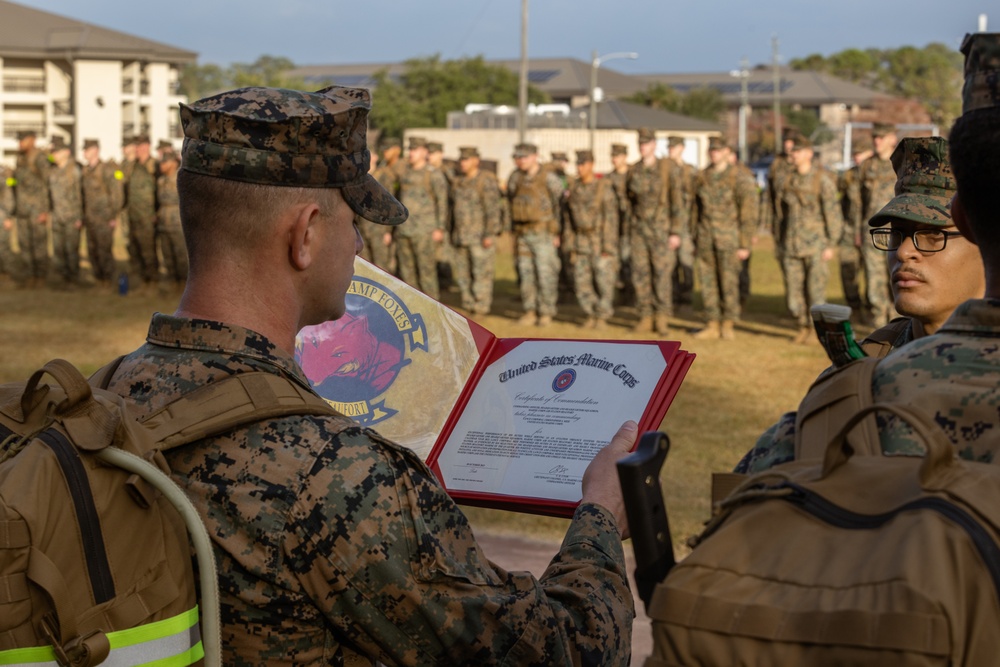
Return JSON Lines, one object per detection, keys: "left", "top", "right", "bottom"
{"left": 435, "top": 340, "right": 667, "bottom": 506}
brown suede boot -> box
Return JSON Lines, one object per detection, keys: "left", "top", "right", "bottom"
{"left": 720, "top": 320, "right": 736, "bottom": 340}
{"left": 693, "top": 321, "right": 721, "bottom": 340}
{"left": 516, "top": 311, "right": 537, "bottom": 326}
{"left": 632, "top": 315, "right": 654, "bottom": 333}
{"left": 654, "top": 314, "right": 670, "bottom": 335}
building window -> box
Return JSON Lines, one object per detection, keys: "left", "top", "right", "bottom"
{"left": 3, "top": 76, "right": 45, "bottom": 93}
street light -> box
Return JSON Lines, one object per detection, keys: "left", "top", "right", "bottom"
{"left": 730, "top": 57, "right": 750, "bottom": 163}
{"left": 590, "top": 50, "right": 639, "bottom": 151}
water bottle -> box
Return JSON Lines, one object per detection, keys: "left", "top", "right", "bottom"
{"left": 118, "top": 272, "right": 129, "bottom": 296}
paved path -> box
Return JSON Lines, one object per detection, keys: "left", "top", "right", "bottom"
{"left": 475, "top": 531, "right": 652, "bottom": 665}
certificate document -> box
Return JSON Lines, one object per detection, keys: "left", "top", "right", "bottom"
{"left": 298, "top": 258, "right": 694, "bottom": 517}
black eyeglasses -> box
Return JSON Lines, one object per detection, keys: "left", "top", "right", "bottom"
{"left": 870, "top": 228, "right": 964, "bottom": 253}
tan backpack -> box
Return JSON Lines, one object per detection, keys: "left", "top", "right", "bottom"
{"left": 0, "top": 359, "right": 336, "bottom": 667}
{"left": 646, "top": 393, "right": 1000, "bottom": 665}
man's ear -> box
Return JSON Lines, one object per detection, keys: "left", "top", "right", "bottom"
{"left": 951, "top": 193, "right": 979, "bottom": 247}
{"left": 288, "top": 203, "right": 322, "bottom": 270}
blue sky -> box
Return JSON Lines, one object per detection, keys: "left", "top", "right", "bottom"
{"left": 20, "top": 0, "right": 991, "bottom": 73}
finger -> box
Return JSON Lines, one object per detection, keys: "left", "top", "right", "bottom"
{"left": 607, "top": 420, "right": 639, "bottom": 454}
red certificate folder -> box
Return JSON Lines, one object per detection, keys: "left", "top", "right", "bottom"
{"left": 296, "top": 258, "right": 694, "bottom": 517}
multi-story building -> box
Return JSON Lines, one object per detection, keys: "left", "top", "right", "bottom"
{"left": 0, "top": 0, "right": 196, "bottom": 165}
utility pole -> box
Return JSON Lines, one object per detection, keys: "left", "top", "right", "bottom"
{"left": 772, "top": 35, "right": 782, "bottom": 155}
{"left": 731, "top": 56, "right": 750, "bottom": 163}
{"left": 518, "top": 0, "right": 528, "bottom": 144}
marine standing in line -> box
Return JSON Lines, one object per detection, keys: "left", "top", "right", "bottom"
{"left": 0, "top": 163, "right": 17, "bottom": 282}
{"left": 80, "top": 139, "right": 124, "bottom": 289}
{"left": 507, "top": 142, "right": 564, "bottom": 327}
{"left": 450, "top": 146, "right": 502, "bottom": 315}
{"left": 858, "top": 122, "right": 900, "bottom": 327}
{"left": 690, "top": 137, "right": 759, "bottom": 340}
{"left": 779, "top": 135, "right": 843, "bottom": 343}
{"left": 12, "top": 130, "right": 51, "bottom": 287}
{"left": 666, "top": 136, "right": 697, "bottom": 307}
{"left": 391, "top": 136, "right": 448, "bottom": 299}
{"left": 427, "top": 141, "right": 456, "bottom": 292}
{"left": 626, "top": 127, "right": 685, "bottom": 334}
{"left": 156, "top": 149, "right": 187, "bottom": 290}
{"left": 124, "top": 135, "right": 160, "bottom": 292}
{"left": 607, "top": 143, "right": 632, "bottom": 303}
{"left": 366, "top": 137, "right": 403, "bottom": 272}
{"left": 564, "top": 149, "right": 619, "bottom": 329}
{"left": 836, "top": 136, "right": 874, "bottom": 316}
{"left": 764, "top": 130, "right": 798, "bottom": 293}
{"left": 47, "top": 136, "right": 84, "bottom": 288}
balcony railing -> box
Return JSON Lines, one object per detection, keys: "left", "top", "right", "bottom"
{"left": 53, "top": 100, "right": 72, "bottom": 116}
{"left": 3, "top": 122, "right": 46, "bottom": 139}
{"left": 123, "top": 77, "right": 134, "bottom": 94}
{"left": 3, "top": 76, "right": 45, "bottom": 93}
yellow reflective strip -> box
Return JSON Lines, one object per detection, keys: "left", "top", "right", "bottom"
{"left": 0, "top": 644, "right": 57, "bottom": 665}
{"left": 113, "top": 170, "right": 123, "bottom": 180}
{"left": 5, "top": 178, "right": 15, "bottom": 187}
{"left": 108, "top": 605, "right": 199, "bottom": 649}
{"left": 136, "top": 642, "right": 204, "bottom": 667}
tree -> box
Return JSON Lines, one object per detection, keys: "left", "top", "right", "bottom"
{"left": 176, "top": 56, "right": 306, "bottom": 101}
{"left": 368, "top": 55, "right": 549, "bottom": 139}
{"left": 624, "top": 84, "right": 725, "bottom": 122}
{"left": 177, "top": 63, "right": 227, "bottom": 100}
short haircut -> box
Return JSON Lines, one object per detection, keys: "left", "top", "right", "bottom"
{"left": 177, "top": 170, "right": 345, "bottom": 271}
{"left": 949, "top": 108, "right": 1000, "bottom": 260}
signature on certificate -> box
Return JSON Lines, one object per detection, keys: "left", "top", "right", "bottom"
{"left": 548, "top": 464, "right": 570, "bottom": 475}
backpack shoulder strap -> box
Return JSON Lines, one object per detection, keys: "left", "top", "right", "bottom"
{"left": 859, "top": 318, "right": 914, "bottom": 359}
{"left": 794, "top": 357, "right": 881, "bottom": 461}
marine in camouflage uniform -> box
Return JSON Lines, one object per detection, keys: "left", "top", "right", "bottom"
{"left": 606, "top": 143, "right": 633, "bottom": 305}
{"left": 690, "top": 138, "right": 759, "bottom": 340}
{"left": 362, "top": 137, "right": 403, "bottom": 272}
{"left": 12, "top": 131, "right": 52, "bottom": 286}
{"left": 564, "top": 150, "right": 619, "bottom": 328}
{"left": 778, "top": 135, "right": 843, "bottom": 343}
{"left": 763, "top": 132, "right": 798, "bottom": 295}
{"left": 81, "top": 139, "right": 124, "bottom": 286}
{"left": 451, "top": 146, "right": 502, "bottom": 315}
{"left": 666, "top": 136, "right": 697, "bottom": 306}
{"left": 858, "top": 122, "right": 900, "bottom": 327}
{"left": 106, "top": 85, "right": 635, "bottom": 666}
{"left": 392, "top": 136, "right": 449, "bottom": 300}
{"left": 156, "top": 149, "right": 187, "bottom": 287}
{"left": 626, "top": 127, "right": 686, "bottom": 334}
{"left": 736, "top": 132, "right": 984, "bottom": 473}
{"left": 0, "top": 165, "right": 16, "bottom": 281}
{"left": 47, "top": 137, "right": 84, "bottom": 287}
{"left": 124, "top": 135, "right": 160, "bottom": 289}
{"left": 507, "top": 142, "right": 564, "bottom": 327}
{"left": 837, "top": 138, "right": 873, "bottom": 314}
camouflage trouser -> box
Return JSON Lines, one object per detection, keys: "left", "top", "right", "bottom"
{"left": 16, "top": 215, "right": 49, "bottom": 281}
{"left": 861, "top": 241, "right": 895, "bottom": 326}
{"left": 838, "top": 236, "right": 864, "bottom": 314}
{"left": 358, "top": 219, "right": 393, "bottom": 272}
{"left": 0, "top": 219, "right": 18, "bottom": 278}
{"left": 158, "top": 225, "right": 188, "bottom": 283}
{"left": 783, "top": 251, "right": 830, "bottom": 326}
{"left": 696, "top": 241, "right": 742, "bottom": 321}
{"left": 396, "top": 233, "right": 439, "bottom": 300}
{"left": 128, "top": 213, "right": 159, "bottom": 284}
{"left": 85, "top": 217, "right": 116, "bottom": 283}
{"left": 453, "top": 242, "right": 496, "bottom": 314}
{"left": 671, "top": 232, "right": 696, "bottom": 305}
{"left": 51, "top": 218, "right": 82, "bottom": 284}
{"left": 516, "top": 230, "right": 560, "bottom": 317}
{"left": 574, "top": 247, "right": 617, "bottom": 319}
{"left": 630, "top": 230, "right": 675, "bottom": 317}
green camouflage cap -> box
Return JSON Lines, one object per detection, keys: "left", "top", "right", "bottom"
{"left": 868, "top": 137, "right": 955, "bottom": 228}
{"left": 380, "top": 136, "right": 401, "bottom": 150}
{"left": 83, "top": 138, "right": 100, "bottom": 150}
{"left": 575, "top": 149, "right": 594, "bottom": 163}
{"left": 872, "top": 122, "right": 896, "bottom": 137}
{"left": 408, "top": 136, "right": 427, "bottom": 150}
{"left": 961, "top": 32, "right": 1000, "bottom": 114}
{"left": 610, "top": 143, "right": 627, "bottom": 156}
{"left": 49, "top": 136, "right": 69, "bottom": 152}
{"left": 708, "top": 136, "right": 729, "bottom": 151}
{"left": 667, "top": 136, "right": 684, "bottom": 148}
{"left": 637, "top": 127, "right": 656, "bottom": 144}
{"left": 551, "top": 151, "right": 568, "bottom": 162}
{"left": 790, "top": 134, "right": 813, "bottom": 150}
{"left": 179, "top": 85, "right": 407, "bottom": 226}
{"left": 513, "top": 143, "right": 537, "bottom": 158}
{"left": 458, "top": 146, "right": 479, "bottom": 159}
{"left": 426, "top": 141, "right": 443, "bottom": 153}
{"left": 17, "top": 130, "right": 36, "bottom": 140}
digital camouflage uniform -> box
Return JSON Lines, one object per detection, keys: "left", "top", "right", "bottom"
{"left": 669, "top": 154, "right": 698, "bottom": 305}
{"left": 0, "top": 167, "right": 15, "bottom": 279}
{"left": 156, "top": 169, "right": 187, "bottom": 284}
{"left": 451, "top": 167, "right": 502, "bottom": 314}
{"left": 565, "top": 175, "right": 619, "bottom": 322}
{"left": 837, "top": 164, "right": 865, "bottom": 313}
{"left": 124, "top": 156, "right": 160, "bottom": 285}
{"left": 690, "top": 163, "right": 759, "bottom": 323}
{"left": 394, "top": 164, "right": 448, "bottom": 299}
{"left": 361, "top": 159, "right": 403, "bottom": 271}
{"left": 858, "top": 154, "right": 897, "bottom": 325}
{"left": 48, "top": 158, "right": 84, "bottom": 285}
{"left": 779, "top": 166, "right": 842, "bottom": 327}
{"left": 507, "top": 166, "right": 564, "bottom": 319}
{"left": 626, "top": 158, "right": 686, "bottom": 320}
{"left": 81, "top": 159, "right": 124, "bottom": 284}
{"left": 764, "top": 154, "right": 793, "bottom": 261}
{"left": 12, "top": 146, "right": 52, "bottom": 282}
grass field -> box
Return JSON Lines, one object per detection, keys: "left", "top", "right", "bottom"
{"left": 0, "top": 233, "right": 846, "bottom": 555}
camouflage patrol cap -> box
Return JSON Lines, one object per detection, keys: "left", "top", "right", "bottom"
{"left": 83, "top": 139, "right": 100, "bottom": 150}
{"left": 611, "top": 143, "right": 627, "bottom": 156}
{"left": 123, "top": 136, "right": 137, "bottom": 147}
{"left": 157, "top": 139, "right": 173, "bottom": 150}
{"left": 427, "top": 141, "right": 443, "bottom": 153}
{"left": 380, "top": 136, "right": 401, "bottom": 151}
{"left": 961, "top": 32, "right": 1000, "bottom": 114}
{"left": 551, "top": 151, "right": 568, "bottom": 162}
{"left": 872, "top": 122, "right": 896, "bottom": 137}
{"left": 575, "top": 149, "right": 594, "bottom": 163}
{"left": 17, "top": 130, "right": 36, "bottom": 140}
{"left": 458, "top": 146, "right": 480, "bottom": 159}
{"left": 868, "top": 137, "right": 955, "bottom": 228}
{"left": 513, "top": 143, "right": 537, "bottom": 158}
{"left": 179, "top": 86, "right": 407, "bottom": 226}
{"left": 708, "top": 136, "right": 729, "bottom": 151}
{"left": 852, "top": 135, "right": 873, "bottom": 154}
{"left": 160, "top": 148, "right": 179, "bottom": 163}
{"left": 408, "top": 136, "right": 427, "bottom": 150}
{"left": 637, "top": 127, "right": 656, "bottom": 144}
{"left": 790, "top": 134, "right": 813, "bottom": 150}
{"left": 136, "top": 134, "right": 151, "bottom": 145}
{"left": 49, "top": 136, "right": 69, "bottom": 152}
{"left": 668, "top": 136, "right": 685, "bottom": 148}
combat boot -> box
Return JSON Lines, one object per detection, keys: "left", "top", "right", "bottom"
{"left": 593, "top": 318, "right": 608, "bottom": 331}
{"left": 516, "top": 311, "right": 537, "bottom": 327}
{"left": 792, "top": 326, "right": 813, "bottom": 344}
{"left": 693, "top": 321, "right": 721, "bottom": 340}
{"left": 581, "top": 316, "right": 596, "bottom": 329}
{"left": 632, "top": 315, "right": 654, "bottom": 334}
{"left": 537, "top": 315, "right": 553, "bottom": 327}
{"left": 654, "top": 314, "right": 670, "bottom": 335}
{"left": 721, "top": 320, "right": 736, "bottom": 340}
